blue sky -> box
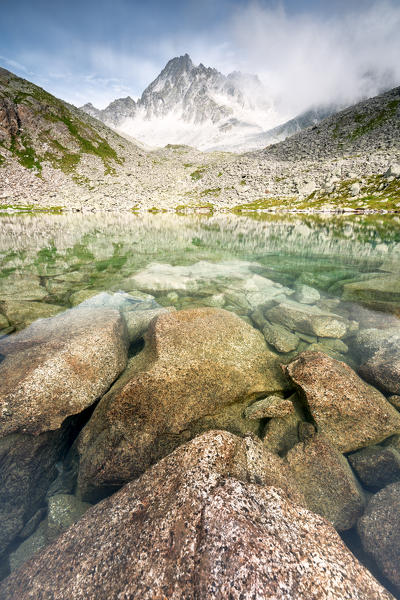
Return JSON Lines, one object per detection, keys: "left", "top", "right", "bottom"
{"left": 1, "top": 0, "right": 400, "bottom": 114}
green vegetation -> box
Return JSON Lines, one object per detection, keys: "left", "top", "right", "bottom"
{"left": 190, "top": 167, "right": 206, "bottom": 181}
{"left": 350, "top": 100, "right": 399, "bottom": 139}
{"left": 200, "top": 187, "right": 221, "bottom": 197}
{"left": 1, "top": 73, "right": 124, "bottom": 179}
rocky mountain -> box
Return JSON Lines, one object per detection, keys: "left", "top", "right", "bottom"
{"left": 80, "top": 54, "right": 288, "bottom": 151}
{"left": 1, "top": 66, "right": 399, "bottom": 212}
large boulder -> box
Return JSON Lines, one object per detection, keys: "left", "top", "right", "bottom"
{"left": 354, "top": 328, "right": 400, "bottom": 395}
{"left": 342, "top": 275, "right": 400, "bottom": 313}
{"left": 0, "top": 307, "right": 128, "bottom": 555}
{"left": 284, "top": 351, "right": 400, "bottom": 453}
{"left": 266, "top": 299, "right": 351, "bottom": 338}
{"left": 76, "top": 308, "right": 288, "bottom": 501}
{"left": 0, "top": 431, "right": 393, "bottom": 600}
{"left": 287, "top": 433, "right": 365, "bottom": 530}
{"left": 358, "top": 482, "right": 400, "bottom": 595}
{"left": 348, "top": 446, "right": 400, "bottom": 490}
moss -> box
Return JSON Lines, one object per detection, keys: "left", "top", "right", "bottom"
{"left": 183, "top": 163, "right": 193, "bottom": 168}
{"left": 190, "top": 167, "right": 206, "bottom": 181}
{"left": 9, "top": 134, "right": 42, "bottom": 174}
{"left": 200, "top": 187, "right": 221, "bottom": 197}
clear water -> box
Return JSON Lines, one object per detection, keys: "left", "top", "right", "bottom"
{"left": 0, "top": 212, "right": 399, "bottom": 592}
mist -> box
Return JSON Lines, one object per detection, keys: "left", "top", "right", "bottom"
{"left": 223, "top": 0, "right": 400, "bottom": 116}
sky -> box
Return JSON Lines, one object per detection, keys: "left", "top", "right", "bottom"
{"left": 1, "top": 0, "right": 400, "bottom": 117}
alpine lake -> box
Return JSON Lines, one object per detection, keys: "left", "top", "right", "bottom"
{"left": 0, "top": 209, "right": 400, "bottom": 596}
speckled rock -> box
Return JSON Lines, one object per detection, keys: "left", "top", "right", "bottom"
{"left": 263, "top": 395, "right": 305, "bottom": 456}
{"left": 245, "top": 395, "right": 295, "bottom": 419}
{"left": 262, "top": 321, "right": 299, "bottom": 353}
{"left": 389, "top": 395, "right": 400, "bottom": 409}
{"left": 0, "top": 300, "right": 63, "bottom": 330}
{"left": 9, "top": 519, "right": 48, "bottom": 573}
{"left": 76, "top": 308, "right": 287, "bottom": 501}
{"left": 0, "top": 431, "right": 392, "bottom": 600}
{"left": 47, "top": 494, "right": 91, "bottom": 541}
{"left": 348, "top": 446, "right": 400, "bottom": 490}
{"left": 294, "top": 283, "right": 320, "bottom": 304}
{"left": 0, "top": 307, "right": 128, "bottom": 554}
{"left": 358, "top": 482, "right": 400, "bottom": 594}
{"left": 287, "top": 434, "right": 365, "bottom": 530}
{"left": 123, "top": 306, "right": 175, "bottom": 342}
{"left": 285, "top": 351, "right": 400, "bottom": 453}
{"left": 359, "top": 347, "right": 400, "bottom": 395}
{"left": 266, "top": 299, "right": 350, "bottom": 338}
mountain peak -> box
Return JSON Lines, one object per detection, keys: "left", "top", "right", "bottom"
{"left": 161, "top": 54, "right": 194, "bottom": 77}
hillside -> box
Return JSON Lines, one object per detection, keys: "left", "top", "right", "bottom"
{"left": 0, "top": 68, "right": 399, "bottom": 213}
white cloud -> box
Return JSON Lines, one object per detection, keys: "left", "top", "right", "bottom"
{"left": 224, "top": 0, "right": 400, "bottom": 116}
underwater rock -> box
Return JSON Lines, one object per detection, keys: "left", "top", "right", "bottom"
{"left": 245, "top": 395, "right": 295, "bottom": 420}
{"left": 76, "top": 308, "right": 288, "bottom": 501}
{"left": 0, "top": 300, "right": 63, "bottom": 330}
{"left": 0, "top": 431, "right": 392, "bottom": 600}
{"left": 348, "top": 446, "right": 400, "bottom": 490}
{"left": 47, "top": 494, "right": 91, "bottom": 541}
{"left": 342, "top": 275, "right": 400, "bottom": 312}
{"left": 294, "top": 283, "right": 320, "bottom": 304}
{"left": 123, "top": 306, "right": 175, "bottom": 343}
{"left": 262, "top": 321, "right": 299, "bottom": 353}
{"left": 262, "top": 395, "right": 305, "bottom": 456}
{"left": 0, "top": 307, "right": 128, "bottom": 554}
{"left": 266, "top": 299, "right": 350, "bottom": 338}
{"left": 287, "top": 433, "right": 365, "bottom": 531}
{"left": 358, "top": 482, "right": 400, "bottom": 595}
{"left": 284, "top": 351, "right": 400, "bottom": 453}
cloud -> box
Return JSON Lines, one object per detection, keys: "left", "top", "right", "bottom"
{"left": 225, "top": 0, "right": 400, "bottom": 115}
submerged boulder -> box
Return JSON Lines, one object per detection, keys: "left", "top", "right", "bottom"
{"left": 358, "top": 482, "right": 400, "bottom": 595}
{"left": 0, "top": 431, "right": 392, "bottom": 600}
{"left": 266, "top": 299, "right": 351, "bottom": 338}
{"left": 287, "top": 433, "right": 365, "bottom": 530}
{"left": 284, "top": 351, "right": 400, "bottom": 453}
{"left": 76, "top": 308, "right": 288, "bottom": 501}
{"left": 354, "top": 328, "right": 400, "bottom": 395}
{"left": 0, "top": 307, "right": 128, "bottom": 555}
{"left": 348, "top": 446, "right": 400, "bottom": 490}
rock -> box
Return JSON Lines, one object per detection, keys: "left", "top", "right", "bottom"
{"left": 359, "top": 347, "right": 400, "bottom": 396}
{"left": 353, "top": 327, "right": 400, "bottom": 360}
{"left": 75, "top": 291, "right": 159, "bottom": 312}
{"left": 348, "top": 446, "right": 400, "bottom": 490}
{"left": 0, "top": 275, "right": 47, "bottom": 301}
{"left": 266, "top": 299, "right": 349, "bottom": 338}
{"left": 389, "top": 395, "right": 400, "bottom": 409}
{"left": 284, "top": 351, "right": 400, "bottom": 453}
{"left": 262, "top": 321, "right": 299, "bottom": 353}
{"left": 0, "top": 315, "right": 8, "bottom": 330}
{"left": 296, "top": 180, "right": 316, "bottom": 196}
{"left": 1, "top": 431, "right": 392, "bottom": 600}
{"left": 263, "top": 395, "right": 305, "bottom": 456}
{"left": 353, "top": 327, "right": 400, "bottom": 394}
{"left": 76, "top": 308, "right": 288, "bottom": 501}
{"left": 69, "top": 288, "right": 104, "bottom": 306}
{"left": 358, "top": 482, "right": 400, "bottom": 594}
{"left": 47, "top": 494, "right": 91, "bottom": 541}
{"left": 122, "top": 306, "right": 175, "bottom": 342}
{"left": 384, "top": 163, "right": 400, "bottom": 178}
{"left": 0, "top": 307, "right": 128, "bottom": 554}
{"left": 294, "top": 283, "right": 320, "bottom": 304}
{"left": 287, "top": 434, "right": 365, "bottom": 530}
{"left": 245, "top": 395, "right": 294, "bottom": 419}
{"left": 0, "top": 300, "right": 63, "bottom": 330}
{"left": 9, "top": 519, "right": 48, "bottom": 573}
{"left": 342, "top": 276, "right": 400, "bottom": 312}
{"left": 350, "top": 182, "right": 361, "bottom": 195}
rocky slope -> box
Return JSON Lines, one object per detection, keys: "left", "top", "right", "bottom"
{"left": 0, "top": 67, "right": 399, "bottom": 212}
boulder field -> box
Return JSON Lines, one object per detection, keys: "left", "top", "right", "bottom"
{"left": 0, "top": 303, "right": 399, "bottom": 597}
